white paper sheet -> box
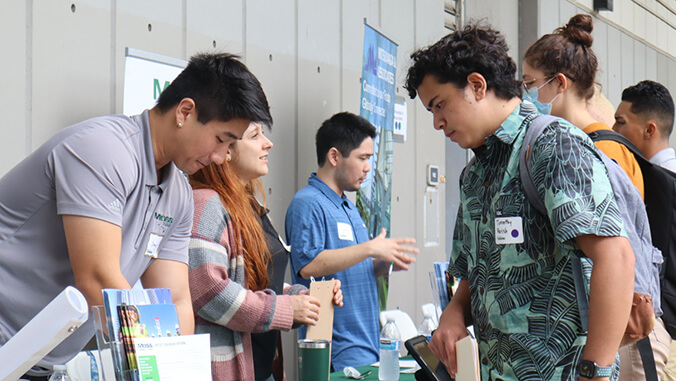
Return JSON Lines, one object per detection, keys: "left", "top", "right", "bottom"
{"left": 0, "top": 286, "right": 88, "bottom": 381}
{"left": 134, "top": 334, "right": 211, "bottom": 381}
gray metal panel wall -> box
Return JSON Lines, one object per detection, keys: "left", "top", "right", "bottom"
{"left": 32, "top": 1, "right": 112, "bottom": 151}
{"left": 0, "top": 1, "right": 450, "bottom": 378}
{"left": 245, "top": 0, "right": 297, "bottom": 234}
{"left": 0, "top": 2, "right": 28, "bottom": 175}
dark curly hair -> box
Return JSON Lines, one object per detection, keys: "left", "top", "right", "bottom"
{"left": 524, "top": 14, "right": 597, "bottom": 100}
{"left": 622, "top": 80, "right": 675, "bottom": 137}
{"left": 404, "top": 23, "right": 521, "bottom": 100}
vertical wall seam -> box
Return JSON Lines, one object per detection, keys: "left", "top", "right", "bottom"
{"left": 25, "top": 0, "right": 33, "bottom": 154}
{"left": 339, "top": 0, "right": 343, "bottom": 111}
{"left": 111, "top": 0, "right": 117, "bottom": 113}
{"left": 413, "top": 0, "right": 418, "bottom": 252}
{"left": 242, "top": 0, "right": 247, "bottom": 61}
{"left": 182, "top": 0, "right": 187, "bottom": 59}
{"left": 294, "top": 0, "right": 299, "bottom": 193}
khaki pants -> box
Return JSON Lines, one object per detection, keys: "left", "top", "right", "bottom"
{"left": 619, "top": 317, "right": 671, "bottom": 380}
{"left": 665, "top": 322, "right": 676, "bottom": 380}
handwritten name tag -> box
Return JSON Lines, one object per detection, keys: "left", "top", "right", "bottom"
{"left": 495, "top": 217, "right": 524, "bottom": 244}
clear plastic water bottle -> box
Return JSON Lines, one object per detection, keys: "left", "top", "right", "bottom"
{"left": 379, "top": 316, "right": 401, "bottom": 381}
{"left": 48, "top": 365, "right": 71, "bottom": 381}
{"left": 418, "top": 311, "right": 437, "bottom": 341}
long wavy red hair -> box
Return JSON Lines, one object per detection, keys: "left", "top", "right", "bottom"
{"left": 190, "top": 163, "right": 270, "bottom": 291}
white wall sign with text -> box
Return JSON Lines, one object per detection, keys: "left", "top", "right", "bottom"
{"left": 123, "top": 48, "right": 187, "bottom": 116}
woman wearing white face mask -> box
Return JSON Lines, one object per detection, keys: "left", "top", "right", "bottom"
{"left": 522, "top": 13, "right": 644, "bottom": 198}
{"left": 188, "top": 122, "right": 343, "bottom": 381}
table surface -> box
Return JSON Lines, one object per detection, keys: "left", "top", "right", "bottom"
{"left": 329, "top": 356, "right": 417, "bottom": 380}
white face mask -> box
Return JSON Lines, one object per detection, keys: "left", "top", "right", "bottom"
{"left": 522, "top": 77, "right": 560, "bottom": 115}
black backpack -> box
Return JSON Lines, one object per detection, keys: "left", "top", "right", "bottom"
{"left": 587, "top": 129, "right": 676, "bottom": 338}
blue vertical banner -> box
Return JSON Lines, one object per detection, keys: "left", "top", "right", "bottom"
{"left": 357, "top": 22, "right": 398, "bottom": 311}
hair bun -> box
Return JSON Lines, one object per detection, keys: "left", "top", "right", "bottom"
{"left": 559, "top": 14, "right": 593, "bottom": 48}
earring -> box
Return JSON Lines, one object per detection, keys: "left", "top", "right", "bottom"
{"left": 226, "top": 156, "right": 232, "bottom": 162}
{"left": 178, "top": 122, "right": 182, "bottom": 128}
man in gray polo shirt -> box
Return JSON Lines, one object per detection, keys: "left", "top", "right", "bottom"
{"left": 0, "top": 53, "right": 272, "bottom": 377}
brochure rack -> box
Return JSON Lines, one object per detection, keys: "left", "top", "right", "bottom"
{"left": 92, "top": 305, "right": 139, "bottom": 381}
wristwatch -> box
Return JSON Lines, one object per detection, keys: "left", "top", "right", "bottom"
{"left": 579, "top": 360, "right": 613, "bottom": 378}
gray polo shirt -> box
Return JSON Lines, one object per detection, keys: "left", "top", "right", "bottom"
{"left": 0, "top": 110, "right": 193, "bottom": 367}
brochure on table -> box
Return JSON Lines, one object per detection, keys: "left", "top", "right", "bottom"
{"left": 134, "top": 334, "right": 211, "bottom": 381}
{"left": 94, "top": 288, "right": 211, "bottom": 381}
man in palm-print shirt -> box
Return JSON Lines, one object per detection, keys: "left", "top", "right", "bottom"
{"left": 404, "top": 24, "right": 635, "bottom": 381}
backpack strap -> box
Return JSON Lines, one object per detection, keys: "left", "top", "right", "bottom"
{"left": 518, "top": 114, "right": 590, "bottom": 332}
{"left": 637, "top": 337, "right": 659, "bottom": 381}
{"left": 518, "top": 114, "right": 558, "bottom": 216}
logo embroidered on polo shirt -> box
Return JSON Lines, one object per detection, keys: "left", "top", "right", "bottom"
{"left": 108, "top": 199, "right": 122, "bottom": 212}
{"left": 154, "top": 213, "right": 174, "bottom": 229}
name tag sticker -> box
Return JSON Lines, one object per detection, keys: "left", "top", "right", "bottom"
{"left": 144, "top": 232, "right": 164, "bottom": 258}
{"left": 495, "top": 217, "right": 524, "bottom": 244}
{"left": 337, "top": 222, "right": 354, "bottom": 241}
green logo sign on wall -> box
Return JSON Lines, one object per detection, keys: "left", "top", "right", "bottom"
{"left": 153, "top": 79, "right": 171, "bottom": 99}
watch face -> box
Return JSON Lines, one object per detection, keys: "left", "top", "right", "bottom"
{"left": 579, "top": 360, "right": 613, "bottom": 378}
{"left": 579, "top": 361, "right": 595, "bottom": 378}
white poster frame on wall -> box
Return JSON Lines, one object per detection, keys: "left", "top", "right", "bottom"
{"left": 122, "top": 48, "right": 187, "bottom": 116}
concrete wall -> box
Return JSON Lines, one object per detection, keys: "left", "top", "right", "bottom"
{"left": 0, "top": 0, "right": 449, "bottom": 377}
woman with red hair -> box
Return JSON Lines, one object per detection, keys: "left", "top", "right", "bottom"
{"left": 189, "top": 122, "right": 343, "bottom": 381}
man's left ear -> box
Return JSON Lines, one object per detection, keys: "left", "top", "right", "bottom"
{"left": 176, "top": 98, "right": 197, "bottom": 127}
{"left": 645, "top": 121, "right": 658, "bottom": 138}
{"left": 467, "top": 73, "right": 487, "bottom": 101}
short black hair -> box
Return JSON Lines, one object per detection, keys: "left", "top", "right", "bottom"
{"left": 156, "top": 53, "right": 272, "bottom": 127}
{"left": 622, "top": 80, "right": 675, "bottom": 138}
{"left": 315, "top": 112, "right": 376, "bottom": 167}
{"left": 404, "top": 23, "right": 521, "bottom": 100}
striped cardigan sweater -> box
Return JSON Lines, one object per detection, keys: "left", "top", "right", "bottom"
{"left": 189, "top": 189, "right": 304, "bottom": 381}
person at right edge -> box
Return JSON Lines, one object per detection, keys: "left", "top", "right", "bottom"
{"left": 613, "top": 80, "right": 676, "bottom": 173}
{"left": 522, "top": 14, "right": 668, "bottom": 379}
{"left": 405, "top": 22, "right": 634, "bottom": 381}
{"left": 613, "top": 80, "right": 676, "bottom": 380}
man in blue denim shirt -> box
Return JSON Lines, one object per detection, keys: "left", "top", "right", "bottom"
{"left": 404, "top": 24, "right": 635, "bottom": 381}
{"left": 285, "top": 112, "right": 419, "bottom": 370}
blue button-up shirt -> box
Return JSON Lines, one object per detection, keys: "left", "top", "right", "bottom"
{"left": 285, "top": 173, "right": 379, "bottom": 370}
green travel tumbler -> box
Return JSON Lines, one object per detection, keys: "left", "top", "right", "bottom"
{"left": 297, "top": 339, "right": 331, "bottom": 381}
